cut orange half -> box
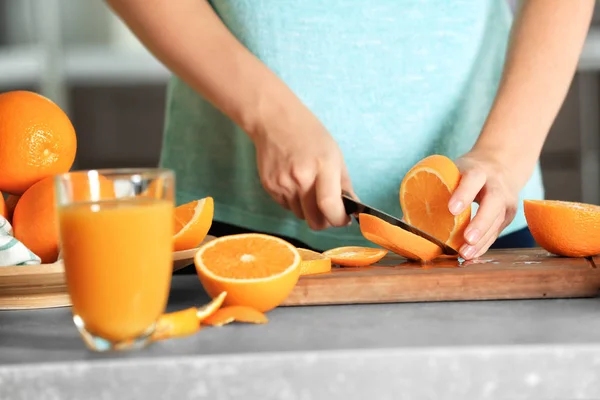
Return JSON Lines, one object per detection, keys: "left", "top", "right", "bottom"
{"left": 194, "top": 233, "right": 301, "bottom": 312}
{"left": 173, "top": 197, "right": 214, "bottom": 251}
{"left": 297, "top": 248, "right": 332, "bottom": 275}
{"left": 524, "top": 199, "right": 600, "bottom": 257}
{"left": 359, "top": 213, "right": 443, "bottom": 261}
{"left": 322, "top": 246, "right": 387, "bottom": 267}
{"left": 399, "top": 155, "right": 471, "bottom": 252}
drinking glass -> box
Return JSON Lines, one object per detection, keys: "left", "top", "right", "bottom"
{"left": 55, "top": 169, "right": 175, "bottom": 352}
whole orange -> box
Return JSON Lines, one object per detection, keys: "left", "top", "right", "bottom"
{"left": 13, "top": 172, "right": 116, "bottom": 264}
{"left": 0, "top": 90, "right": 77, "bottom": 195}
{"left": 12, "top": 176, "right": 59, "bottom": 263}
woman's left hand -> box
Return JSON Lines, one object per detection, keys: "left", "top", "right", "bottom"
{"left": 448, "top": 150, "right": 522, "bottom": 260}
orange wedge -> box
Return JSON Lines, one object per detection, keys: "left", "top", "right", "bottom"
{"left": 194, "top": 233, "right": 301, "bottom": 312}
{"left": 322, "top": 246, "right": 387, "bottom": 267}
{"left": 152, "top": 291, "right": 227, "bottom": 341}
{"left": 524, "top": 199, "right": 600, "bottom": 257}
{"left": 399, "top": 154, "right": 471, "bottom": 252}
{"left": 173, "top": 197, "right": 214, "bottom": 251}
{"left": 202, "top": 305, "right": 268, "bottom": 326}
{"left": 359, "top": 213, "right": 443, "bottom": 261}
{"left": 297, "top": 248, "right": 332, "bottom": 275}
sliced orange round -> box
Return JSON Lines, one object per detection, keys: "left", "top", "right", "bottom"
{"left": 359, "top": 213, "right": 443, "bottom": 261}
{"left": 173, "top": 197, "right": 214, "bottom": 251}
{"left": 297, "top": 248, "right": 332, "bottom": 275}
{"left": 399, "top": 154, "right": 471, "bottom": 252}
{"left": 524, "top": 199, "right": 600, "bottom": 257}
{"left": 322, "top": 246, "right": 387, "bottom": 267}
{"left": 202, "top": 305, "right": 268, "bottom": 327}
{"left": 194, "top": 233, "right": 301, "bottom": 312}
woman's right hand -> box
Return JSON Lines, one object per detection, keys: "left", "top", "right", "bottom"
{"left": 252, "top": 102, "right": 354, "bottom": 231}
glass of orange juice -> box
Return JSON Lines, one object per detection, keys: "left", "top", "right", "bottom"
{"left": 54, "top": 169, "right": 175, "bottom": 352}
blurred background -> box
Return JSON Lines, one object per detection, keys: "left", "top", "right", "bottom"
{"left": 0, "top": 0, "right": 599, "bottom": 205}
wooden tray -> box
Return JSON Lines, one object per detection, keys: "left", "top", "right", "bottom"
{"left": 0, "top": 235, "right": 215, "bottom": 310}
{"left": 281, "top": 248, "right": 600, "bottom": 306}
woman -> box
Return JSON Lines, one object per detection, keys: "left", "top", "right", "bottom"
{"left": 107, "top": 0, "right": 594, "bottom": 259}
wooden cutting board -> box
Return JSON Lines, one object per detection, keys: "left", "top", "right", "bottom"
{"left": 281, "top": 248, "right": 600, "bottom": 306}
{"left": 0, "top": 236, "right": 216, "bottom": 310}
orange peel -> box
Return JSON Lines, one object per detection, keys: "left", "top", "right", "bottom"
{"left": 202, "top": 305, "right": 268, "bottom": 327}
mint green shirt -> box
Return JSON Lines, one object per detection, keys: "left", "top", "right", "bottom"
{"left": 160, "top": 0, "right": 545, "bottom": 251}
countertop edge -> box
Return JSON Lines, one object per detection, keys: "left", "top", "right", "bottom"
{"left": 2, "top": 344, "right": 600, "bottom": 399}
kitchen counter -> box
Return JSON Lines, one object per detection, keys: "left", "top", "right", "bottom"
{"left": 2, "top": 275, "right": 600, "bottom": 399}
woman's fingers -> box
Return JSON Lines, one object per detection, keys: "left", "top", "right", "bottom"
{"left": 261, "top": 156, "right": 352, "bottom": 230}
{"left": 286, "top": 195, "right": 305, "bottom": 220}
{"left": 448, "top": 169, "right": 486, "bottom": 215}
{"left": 473, "top": 232, "right": 499, "bottom": 259}
{"left": 460, "top": 212, "right": 504, "bottom": 259}
{"left": 315, "top": 163, "right": 350, "bottom": 227}
{"left": 299, "top": 184, "right": 329, "bottom": 230}
{"left": 463, "top": 188, "right": 505, "bottom": 246}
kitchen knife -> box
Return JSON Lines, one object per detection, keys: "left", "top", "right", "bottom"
{"left": 341, "top": 192, "right": 458, "bottom": 256}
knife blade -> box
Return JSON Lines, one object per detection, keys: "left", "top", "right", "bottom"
{"left": 341, "top": 193, "right": 458, "bottom": 256}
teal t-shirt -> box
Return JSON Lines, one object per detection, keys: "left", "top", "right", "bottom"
{"left": 160, "top": 0, "right": 545, "bottom": 251}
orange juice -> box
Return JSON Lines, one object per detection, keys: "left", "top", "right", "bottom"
{"left": 58, "top": 198, "right": 173, "bottom": 342}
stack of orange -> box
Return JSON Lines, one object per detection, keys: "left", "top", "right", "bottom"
{"left": 0, "top": 91, "right": 77, "bottom": 263}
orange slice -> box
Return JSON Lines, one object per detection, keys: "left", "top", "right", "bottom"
{"left": 152, "top": 291, "right": 227, "bottom": 341}
{"left": 202, "top": 305, "right": 268, "bottom": 327}
{"left": 524, "top": 199, "right": 600, "bottom": 257}
{"left": 194, "top": 233, "right": 301, "bottom": 312}
{"left": 322, "top": 246, "right": 387, "bottom": 267}
{"left": 399, "top": 154, "right": 471, "bottom": 252}
{"left": 297, "top": 248, "right": 332, "bottom": 275}
{"left": 173, "top": 197, "right": 214, "bottom": 251}
{"left": 359, "top": 213, "right": 443, "bottom": 261}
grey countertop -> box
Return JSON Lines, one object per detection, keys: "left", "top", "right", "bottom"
{"left": 2, "top": 275, "right": 600, "bottom": 399}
